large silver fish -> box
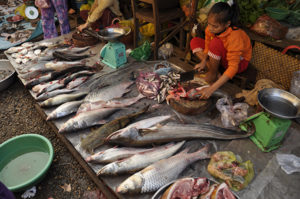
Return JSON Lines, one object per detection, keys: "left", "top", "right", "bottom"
{"left": 32, "top": 79, "right": 60, "bottom": 93}
{"left": 66, "top": 76, "right": 89, "bottom": 89}
{"left": 45, "top": 60, "right": 87, "bottom": 71}
{"left": 62, "top": 70, "right": 95, "bottom": 85}
{"left": 77, "top": 94, "right": 145, "bottom": 113}
{"left": 46, "top": 100, "right": 83, "bottom": 120}
{"left": 35, "top": 88, "right": 75, "bottom": 101}
{"left": 83, "top": 81, "right": 133, "bottom": 103}
{"left": 24, "top": 72, "right": 55, "bottom": 88}
{"left": 56, "top": 46, "right": 90, "bottom": 53}
{"left": 58, "top": 107, "right": 119, "bottom": 133}
{"left": 40, "top": 91, "right": 88, "bottom": 107}
{"left": 108, "top": 123, "right": 254, "bottom": 147}
{"left": 116, "top": 145, "right": 210, "bottom": 194}
{"left": 105, "top": 115, "right": 172, "bottom": 142}
{"left": 97, "top": 141, "right": 185, "bottom": 175}
{"left": 85, "top": 146, "right": 152, "bottom": 164}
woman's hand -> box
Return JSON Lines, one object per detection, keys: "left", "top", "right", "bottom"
{"left": 78, "top": 23, "right": 88, "bottom": 32}
{"left": 194, "top": 60, "right": 206, "bottom": 72}
{"left": 198, "top": 86, "right": 216, "bottom": 99}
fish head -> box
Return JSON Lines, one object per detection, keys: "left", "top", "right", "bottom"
{"left": 108, "top": 127, "right": 140, "bottom": 143}
{"left": 116, "top": 174, "right": 143, "bottom": 194}
{"left": 97, "top": 162, "right": 119, "bottom": 175}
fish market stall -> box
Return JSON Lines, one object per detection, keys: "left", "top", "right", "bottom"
{"left": 4, "top": 31, "right": 300, "bottom": 199}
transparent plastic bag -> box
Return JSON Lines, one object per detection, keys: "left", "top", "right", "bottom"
{"left": 216, "top": 97, "right": 249, "bottom": 128}
{"left": 276, "top": 153, "right": 300, "bottom": 175}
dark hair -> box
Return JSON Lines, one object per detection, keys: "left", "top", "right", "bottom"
{"left": 208, "top": 2, "right": 240, "bottom": 28}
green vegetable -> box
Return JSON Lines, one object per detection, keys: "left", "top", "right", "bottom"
{"left": 237, "top": 0, "right": 264, "bottom": 26}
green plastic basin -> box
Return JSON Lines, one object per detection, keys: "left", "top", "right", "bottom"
{"left": 0, "top": 134, "right": 54, "bottom": 192}
{"left": 265, "top": 7, "right": 290, "bottom": 20}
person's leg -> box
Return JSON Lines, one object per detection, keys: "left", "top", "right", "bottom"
{"left": 205, "top": 37, "right": 227, "bottom": 84}
{"left": 41, "top": 3, "right": 58, "bottom": 39}
{"left": 53, "top": 0, "right": 70, "bottom": 35}
{"left": 0, "top": 181, "right": 15, "bottom": 199}
{"left": 190, "top": 37, "right": 206, "bottom": 61}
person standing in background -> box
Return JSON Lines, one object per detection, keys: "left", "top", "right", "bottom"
{"left": 39, "top": 0, "right": 71, "bottom": 39}
{"left": 77, "top": 0, "right": 123, "bottom": 31}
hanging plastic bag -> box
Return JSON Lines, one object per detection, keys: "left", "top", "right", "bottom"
{"left": 216, "top": 97, "right": 249, "bottom": 128}
{"left": 129, "top": 41, "right": 151, "bottom": 61}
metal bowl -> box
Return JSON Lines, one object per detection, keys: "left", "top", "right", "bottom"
{"left": 98, "top": 28, "right": 126, "bottom": 41}
{"left": 258, "top": 88, "right": 300, "bottom": 119}
{"left": 0, "top": 60, "right": 16, "bottom": 91}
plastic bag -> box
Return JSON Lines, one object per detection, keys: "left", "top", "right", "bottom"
{"left": 35, "top": 0, "right": 51, "bottom": 8}
{"left": 158, "top": 43, "right": 173, "bottom": 60}
{"left": 154, "top": 61, "right": 172, "bottom": 75}
{"left": 276, "top": 153, "right": 300, "bottom": 175}
{"left": 139, "top": 22, "right": 155, "bottom": 37}
{"left": 136, "top": 72, "right": 161, "bottom": 99}
{"left": 129, "top": 41, "right": 151, "bottom": 61}
{"left": 207, "top": 151, "right": 254, "bottom": 191}
{"left": 216, "top": 97, "right": 249, "bottom": 128}
{"left": 250, "top": 14, "right": 288, "bottom": 40}
{"left": 14, "top": 4, "right": 28, "bottom": 19}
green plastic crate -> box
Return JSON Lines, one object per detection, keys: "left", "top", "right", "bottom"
{"left": 240, "top": 112, "right": 291, "bottom": 152}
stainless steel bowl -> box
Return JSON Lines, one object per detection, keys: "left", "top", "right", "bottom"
{"left": 258, "top": 88, "right": 300, "bottom": 119}
{"left": 98, "top": 28, "right": 126, "bottom": 41}
{"left": 0, "top": 60, "right": 16, "bottom": 91}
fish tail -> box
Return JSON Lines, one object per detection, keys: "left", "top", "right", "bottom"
{"left": 193, "top": 144, "right": 211, "bottom": 159}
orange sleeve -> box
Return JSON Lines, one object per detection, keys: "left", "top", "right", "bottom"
{"left": 204, "top": 27, "right": 213, "bottom": 54}
{"left": 223, "top": 32, "right": 244, "bottom": 79}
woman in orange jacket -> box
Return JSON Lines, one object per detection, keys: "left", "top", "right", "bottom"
{"left": 190, "top": 2, "right": 252, "bottom": 99}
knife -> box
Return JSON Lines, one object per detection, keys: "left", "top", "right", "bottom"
{"left": 180, "top": 68, "right": 207, "bottom": 82}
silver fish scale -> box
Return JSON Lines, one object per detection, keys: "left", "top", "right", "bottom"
{"left": 84, "top": 86, "right": 130, "bottom": 102}
{"left": 140, "top": 155, "right": 190, "bottom": 193}
{"left": 135, "top": 146, "right": 209, "bottom": 193}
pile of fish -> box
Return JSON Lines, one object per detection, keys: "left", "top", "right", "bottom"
{"left": 156, "top": 71, "right": 180, "bottom": 103}
{"left": 6, "top": 41, "right": 91, "bottom": 64}
{"left": 57, "top": 81, "right": 142, "bottom": 133}
{"left": 116, "top": 144, "right": 210, "bottom": 194}
{"left": 97, "top": 141, "right": 185, "bottom": 175}
{"left": 85, "top": 138, "right": 209, "bottom": 194}
{"left": 136, "top": 71, "right": 180, "bottom": 104}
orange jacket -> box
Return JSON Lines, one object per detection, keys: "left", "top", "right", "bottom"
{"left": 204, "top": 27, "right": 252, "bottom": 79}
